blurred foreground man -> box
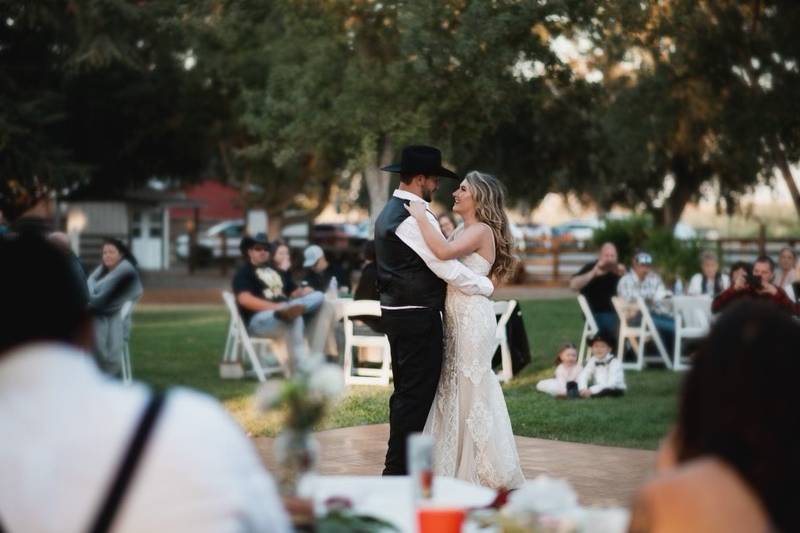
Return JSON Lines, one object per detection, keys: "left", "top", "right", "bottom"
{"left": 0, "top": 233, "right": 290, "bottom": 533}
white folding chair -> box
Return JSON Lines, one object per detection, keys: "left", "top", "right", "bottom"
{"left": 221, "top": 291, "right": 289, "bottom": 381}
{"left": 493, "top": 300, "right": 517, "bottom": 383}
{"left": 611, "top": 296, "right": 672, "bottom": 371}
{"left": 120, "top": 301, "right": 134, "bottom": 385}
{"left": 576, "top": 294, "right": 599, "bottom": 366}
{"left": 342, "top": 300, "right": 391, "bottom": 385}
{"left": 672, "top": 295, "right": 712, "bottom": 371}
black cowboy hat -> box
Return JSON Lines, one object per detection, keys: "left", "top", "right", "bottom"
{"left": 381, "top": 145, "right": 460, "bottom": 179}
{"left": 239, "top": 232, "right": 270, "bottom": 255}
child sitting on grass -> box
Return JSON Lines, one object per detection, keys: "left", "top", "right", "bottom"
{"left": 536, "top": 343, "right": 582, "bottom": 398}
{"left": 578, "top": 333, "right": 626, "bottom": 398}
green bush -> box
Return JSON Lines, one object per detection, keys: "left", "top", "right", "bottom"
{"left": 593, "top": 216, "right": 704, "bottom": 284}
{"left": 592, "top": 215, "right": 651, "bottom": 266}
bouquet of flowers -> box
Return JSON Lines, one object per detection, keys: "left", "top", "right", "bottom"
{"left": 469, "top": 475, "right": 630, "bottom": 533}
{"left": 256, "top": 359, "right": 345, "bottom": 495}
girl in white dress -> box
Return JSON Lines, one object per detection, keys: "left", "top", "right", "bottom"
{"left": 536, "top": 343, "right": 582, "bottom": 397}
{"left": 406, "top": 171, "right": 525, "bottom": 489}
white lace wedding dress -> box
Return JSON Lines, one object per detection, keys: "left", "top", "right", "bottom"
{"left": 422, "top": 245, "right": 525, "bottom": 489}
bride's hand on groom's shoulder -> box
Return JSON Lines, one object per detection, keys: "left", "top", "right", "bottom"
{"left": 404, "top": 201, "right": 427, "bottom": 220}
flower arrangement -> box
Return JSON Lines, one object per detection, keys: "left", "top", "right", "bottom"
{"left": 256, "top": 360, "right": 345, "bottom": 495}
{"left": 469, "top": 475, "right": 630, "bottom": 533}
{"left": 257, "top": 361, "right": 345, "bottom": 431}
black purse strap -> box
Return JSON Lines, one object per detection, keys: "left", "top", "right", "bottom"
{"left": 88, "top": 391, "right": 167, "bottom": 533}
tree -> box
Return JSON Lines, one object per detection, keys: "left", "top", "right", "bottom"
{"left": 172, "top": 0, "right": 349, "bottom": 237}
{"left": 570, "top": 1, "right": 800, "bottom": 226}
{"left": 0, "top": 0, "right": 221, "bottom": 220}
{"left": 243, "top": 0, "right": 584, "bottom": 226}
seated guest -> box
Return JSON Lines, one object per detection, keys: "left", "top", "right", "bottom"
{"left": 437, "top": 212, "right": 457, "bottom": 239}
{"left": 774, "top": 246, "right": 797, "bottom": 301}
{"left": 302, "top": 244, "right": 349, "bottom": 293}
{"left": 272, "top": 239, "right": 339, "bottom": 358}
{"left": 354, "top": 240, "right": 378, "bottom": 301}
{"left": 569, "top": 242, "right": 626, "bottom": 343}
{"left": 617, "top": 251, "right": 674, "bottom": 351}
{"left": 0, "top": 234, "right": 290, "bottom": 533}
{"left": 628, "top": 302, "right": 798, "bottom": 533}
{"left": 578, "top": 334, "right": 626, "bottom": 398}
{"left": 233, "top": 234, "right": 325, "bottom": 367}
{"left": 711, "top": 256, "right": 795, "bottom": 315}
{"left": 48, "top": 231, "right": 89, "bottom": 304}
{"left": 271, "top": 239, "right": 312, "bottom": 299}
{"left": 687, "top": 251, "right": 730, "bottom": 297}
{"left": 87, "top": 238, "right": 143, "bottom": 377}
{"left": 536, "top": 343, "right": 582, "bottom": 398}
{"left": 352, "top": 240, "right": 382, "bottom": 333}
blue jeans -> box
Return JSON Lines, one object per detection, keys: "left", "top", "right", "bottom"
{"left": 630, "top": 311, "right": 675, "bottom": 354}
{"left": 248, "top": 291, "right": 326, "bottom": 367}
{"left": 592, "top": 311, "right": 619, "bottom": 345}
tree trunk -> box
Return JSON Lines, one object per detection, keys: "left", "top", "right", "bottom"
{"left": 267, "top": 212, "right": 283, "bottom": 241}
{"left": 769, "top": 137, "right": 800, "bottom": 220}
{"left": 652, "top": 157, "right": 701, "bottom": 229}
{"left": 363, "top": 136, "right": 394, "bottom": 234}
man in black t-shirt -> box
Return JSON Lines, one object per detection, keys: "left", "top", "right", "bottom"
{"left": 570, "top": 242, "right": 625, "bottom": 343}
{"left": 232, "top": 233, "right": 323, "bottom": 368}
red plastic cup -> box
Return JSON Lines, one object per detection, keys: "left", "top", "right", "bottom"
{"left": 417, "top": 507, "right": 466, "bottom": 533}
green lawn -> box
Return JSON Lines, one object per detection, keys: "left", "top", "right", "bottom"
{"left": 130, "top": 299, "right": 681, "bottom": 449}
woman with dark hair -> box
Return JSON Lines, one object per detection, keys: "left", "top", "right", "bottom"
{"left": 629, "top": 301, "right": 799, "bottom": 532}
{"left": 270, "top": 239, "right": 309, "bottom": 299}
{"left": 86, "top": 238, "right": 143, "bottom": 376}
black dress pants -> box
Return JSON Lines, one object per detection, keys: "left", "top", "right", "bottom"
{"left": 380, "top": 307, "right": 443, "bottom": 475}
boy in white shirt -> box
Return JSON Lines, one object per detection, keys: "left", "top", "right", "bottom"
{"left": 579, "top": 333, "right": 626, "bottom": 398}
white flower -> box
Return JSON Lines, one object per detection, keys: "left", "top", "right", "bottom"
{"left": 503, "top": 475, "right": 578, "bottom": 517}
{"left": 307, "top": 363, "right": 345, "bottom": 400}
{"left": 254, "top": 379, "right": 284, "bottom": 411}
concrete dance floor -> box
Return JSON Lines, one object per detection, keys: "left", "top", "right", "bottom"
{"left": 254, "top": 423, "right": 655, "bottom": 506}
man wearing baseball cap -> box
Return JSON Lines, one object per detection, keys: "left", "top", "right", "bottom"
{"left": 302, "top": 244, "right": 349, "bottom": 294}
{"left": 616, "top": 251, "right": 675, "bottom": 353}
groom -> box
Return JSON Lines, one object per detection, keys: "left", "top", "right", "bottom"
{"left": 375, "top": 145, "right": 495, "bottom": 475}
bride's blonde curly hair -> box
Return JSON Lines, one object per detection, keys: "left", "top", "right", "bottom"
{"left": 464, "top": 171, "right": 518, "bottom": 282}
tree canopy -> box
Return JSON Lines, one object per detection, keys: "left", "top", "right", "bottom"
{"left": 2, "top": 0, "right": 799, "bottom": 227}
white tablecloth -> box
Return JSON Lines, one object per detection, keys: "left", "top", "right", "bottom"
{"left": 298, "top": 475, "right": 495, "bottom": 532}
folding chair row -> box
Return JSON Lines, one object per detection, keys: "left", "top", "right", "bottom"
{"left": 578, "top": 293, "right": 714, "bottom": 372}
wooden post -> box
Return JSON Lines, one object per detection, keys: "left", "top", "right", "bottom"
{"left": 220, "top": 231, "right": 228, "bottom": 276}
{"left": 188, "top": 207, "right": 199, "bottom": 275}
{"left": 758, "top": 223, "right": 766, "bottom": 256}
{"left": 552, "top": 239, "right": 561, "bottom": 282}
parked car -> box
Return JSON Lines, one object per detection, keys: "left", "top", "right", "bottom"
{"left": 552, "top": 219, "right": 602, "bottom": 242}
{"left": 673, "top": 222, "right": 698, "bottom": 240}
{"left": 175, "top": 219, "right": 245, "bottom": 261}
{"left": 521, "top": 223, "right": 552, "bottom": 242}
{"left": 176, "top": 219, "right": 371, "bottom": 263}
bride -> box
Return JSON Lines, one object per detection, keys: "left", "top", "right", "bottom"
{"left": 406, "top": 171, "right": 525, "bottom": 489}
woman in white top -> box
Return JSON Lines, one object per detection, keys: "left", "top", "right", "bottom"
{"left": 536, "top": 343, "right": 582, "bottom": 397}
{"left": 687, "top": 251, "right": 730, "bottom": 297}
